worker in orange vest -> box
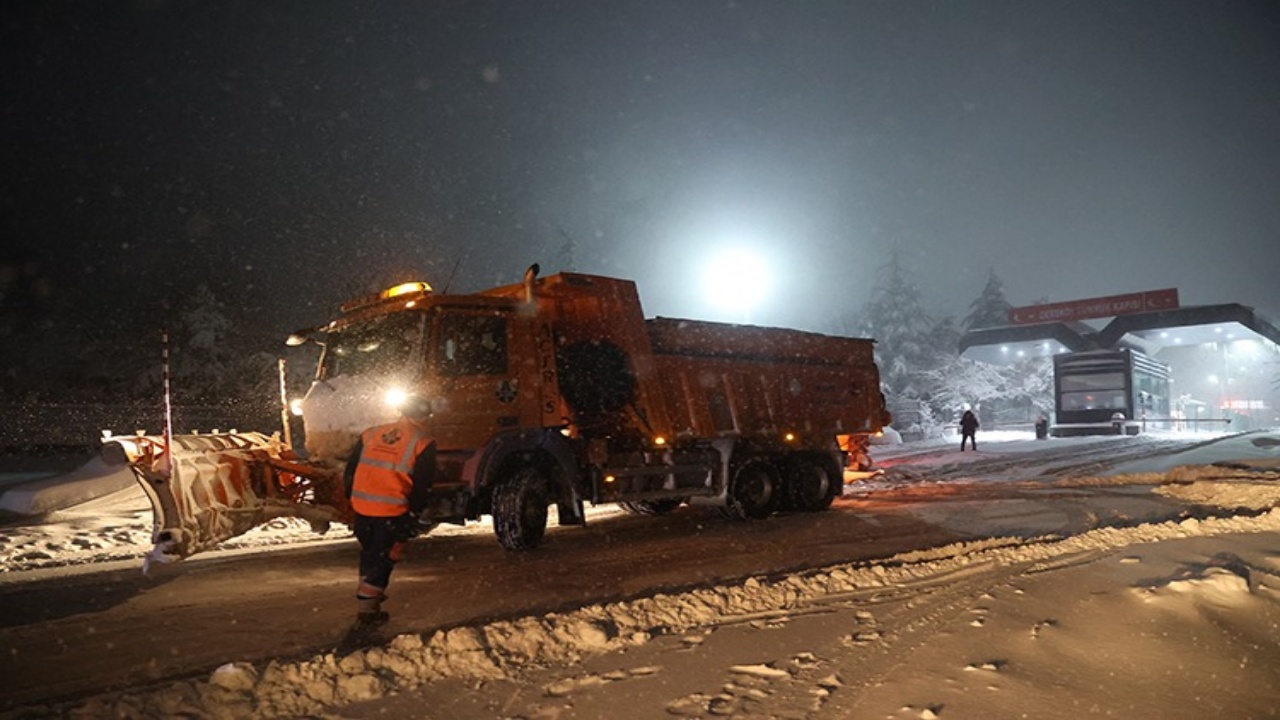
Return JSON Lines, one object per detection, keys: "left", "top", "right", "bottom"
{"left": 342, "top": 393, "right": 437, "bottom": 624}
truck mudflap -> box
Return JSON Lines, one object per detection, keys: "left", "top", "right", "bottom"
{"left": 103, "top": 432, "right": 349, "bottom": 566}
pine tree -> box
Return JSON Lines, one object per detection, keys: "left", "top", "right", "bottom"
{"left": 173, "top": 285, "right": 237, "bottom": 402}
{"left": 859, "top": 252, "right": 936, "bottom": 398}
{"left": 964, "top": 268, "right": 1013, "bottom": 331}
{"left": 556, "top": 229, "right": 578, "bottom": 272}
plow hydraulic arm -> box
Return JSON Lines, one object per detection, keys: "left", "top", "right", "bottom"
{"left": 103, "top": 432, "right": 351, "bottom": 565}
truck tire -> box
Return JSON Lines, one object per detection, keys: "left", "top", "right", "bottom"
{"left": 785, "top": 457, "right": 839, "bottom": 512}
{"left": 492, "top": 466, "right": 549, "bottom": 551}
{"left": 619, "top": 498, "right": 683, "bottom": 515}
{"left": 720, "top": 459, "right": 779, "bottom": 521}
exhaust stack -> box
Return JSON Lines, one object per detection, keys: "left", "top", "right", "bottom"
{"left": 523, "top": 263, "right": 540, "bottom": 305}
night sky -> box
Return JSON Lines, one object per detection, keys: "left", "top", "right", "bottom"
{"left": 5, "top": 0, "right": 1279, "bottom": 341}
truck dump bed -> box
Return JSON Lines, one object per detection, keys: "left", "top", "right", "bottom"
{"left": 644, "top": 317, "right": 883, "bottom": 441}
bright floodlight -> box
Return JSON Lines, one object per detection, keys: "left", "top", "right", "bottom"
{"left": 704, "top": 248, "right": 770, "bottom": 320}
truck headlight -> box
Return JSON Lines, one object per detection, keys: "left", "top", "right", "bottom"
{"left": 385, "top": 387, "right": 408, "bottom": 409}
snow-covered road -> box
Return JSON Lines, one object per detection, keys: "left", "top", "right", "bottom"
{"left": 1, "top": 430, "right": 1278, "bottom": 718}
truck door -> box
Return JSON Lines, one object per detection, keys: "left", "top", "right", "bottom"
{"left": 430, "top": 308, "right": 524, "bottom": 448}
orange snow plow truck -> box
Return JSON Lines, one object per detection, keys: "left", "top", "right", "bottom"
{"left": 108, "top": 267, "right": 889, "bottom": 562}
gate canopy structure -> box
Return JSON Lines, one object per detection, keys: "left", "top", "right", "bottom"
{"left": 960, "top": 293, "right": 1280, "bottom": 432}
{"left": 960, "top": 303, "right": 1280, "bottom": 366}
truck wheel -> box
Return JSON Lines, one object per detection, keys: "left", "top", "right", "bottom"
{"left": 492, "top": 466, "right": 549, "bottom": 551}
{"left": 785, "top": 457, "right": 838, "bottom": 512}
{"left": 619, "top": 498, "right": 684, "bottom": 515}
{"left": 720, "top": 459, "right": 779, "bottom": 521}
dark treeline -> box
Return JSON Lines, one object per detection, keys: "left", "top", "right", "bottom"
{"left": 1, "top": 247, "right": 1050, "bottom": 440}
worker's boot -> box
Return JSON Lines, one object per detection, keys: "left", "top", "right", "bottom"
{"left": 355, "top": 595, "right": 389, "bottom": 625}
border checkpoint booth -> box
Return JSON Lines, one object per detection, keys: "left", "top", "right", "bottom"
{"left": 958, "top": 289, "right": 1280, "bottom": 437}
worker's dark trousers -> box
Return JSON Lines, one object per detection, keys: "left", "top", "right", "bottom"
{"left": 960, "top": 432, "right": 976, "bottom": 451}
{"left": 353, "top": 514, "right": 406, "bottom": 599}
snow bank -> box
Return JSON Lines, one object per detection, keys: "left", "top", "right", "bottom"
{"left": 0, "top": 489, "right": 345, "bottom": 573}
{"left": 1139, "top": 565, "right": 1254, "bottom": 606}
{"left": 1111, "top": 431, "right": 1280, "bottom": 474}
{"left": 56, "top": 507, "right": 1280, "bottom": 719}
{"left": 848, "top": 528, "right": 1280, "bottom": 720}
{"left": 0, "top": 456, "right": 135, "bottom": 516}
{"left": 1155, "top": 478, "right": 1280, "bottom": 511}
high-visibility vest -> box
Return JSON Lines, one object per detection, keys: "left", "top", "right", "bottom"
{"left": 351, "top": 419, "right": 433, "bottom": 517}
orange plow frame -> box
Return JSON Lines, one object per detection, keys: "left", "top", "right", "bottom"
{"left": 104, "top": 432, "right": 351, "bottom": 565}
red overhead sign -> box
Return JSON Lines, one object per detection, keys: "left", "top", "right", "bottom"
{"left": 1008, "top": 288, "right": 1180, "bottom": 325}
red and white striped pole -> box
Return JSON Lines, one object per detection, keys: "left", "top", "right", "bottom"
{"left": 161, "top": 328, "right": 174, "bottom": 478}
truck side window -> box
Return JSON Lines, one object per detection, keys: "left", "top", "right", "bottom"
{"left": 437, "top": 313, "right": 508, "bottom": 376}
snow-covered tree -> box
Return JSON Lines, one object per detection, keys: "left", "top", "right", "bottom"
{"left": 923, "top": 357, "right": 1009, "bottom": 414}
{"left": 858, "top": 252, "right": 937, "bottom": 397}
{"left": 924, "top": 353, "right": 1052, "bottom": 426}
{"left": 172, "top": 285, "right": 237, "bottom": 402}
{"left": 1004, "top": 355, "right": 1054, "bottom": 413}
{"left": 928, "top": 315, "right": 961, "bottom": 361}
{"left": 556, "top": 229, "right": 578, "bottom": 272}
{"left": 964, "top": 268, "right": 1013, "bottom": 331}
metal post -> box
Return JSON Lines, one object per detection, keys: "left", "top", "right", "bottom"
{"left": 161, "top": 328, "right": 173, "bottom": 479}
{"left": 278, "top": 357, "right": 292, "bottom": 448}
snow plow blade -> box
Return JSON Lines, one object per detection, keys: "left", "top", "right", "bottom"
{"left": 103, "top": 432, "right": 350, "bottom": 564}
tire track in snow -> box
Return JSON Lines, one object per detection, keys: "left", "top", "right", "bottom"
{"left": 869, "top": 434, "right": 1243, "bottom": 488}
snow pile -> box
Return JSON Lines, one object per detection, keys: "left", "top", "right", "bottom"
{"left": 847, "top": 531, "right": 1280, "bottom": 720}
{"left": 1156, "top": 478, "right": 1280, "bottom": 510}
{"left": 0, "top": 483, "right": 622, "bottom": 572}
{"left": 1111, "top": 431, "right": 1280, "bottom": 474}
{"left": 1138, "top": 565, "right": 1254, "bottom": 606}
{"left": 0, "top": 456, "right": 134, "bottom": 515}
{"left": 0, "top": 492, "right": 339, "bottom": 572}
{"left": 61, "top": 507, "right": 1280, "bottom": 719}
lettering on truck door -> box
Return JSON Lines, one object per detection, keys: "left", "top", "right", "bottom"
{"left": 535, "top": 320, "right": 565, "bottom": 427}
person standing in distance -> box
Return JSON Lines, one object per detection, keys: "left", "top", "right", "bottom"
{"left": 343, "top": 394, "right": 436, "bottom": 624}
{"left": 959, "top": 409, "right": 980, "bottom": 451}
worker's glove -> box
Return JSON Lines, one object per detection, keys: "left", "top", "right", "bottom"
{"left": 392, "top": 512, "right": 424, "bottom": 542}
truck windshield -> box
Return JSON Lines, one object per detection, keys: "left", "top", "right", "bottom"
{"left": 322, "top": 312, "right": 426, "bottom": 379}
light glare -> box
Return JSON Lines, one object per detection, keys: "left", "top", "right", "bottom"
{"left": 704, "top": 248, "right": 770, "bottom": 316}
{"left": 385, "top": 387, "right": 408, "bottom": 408}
